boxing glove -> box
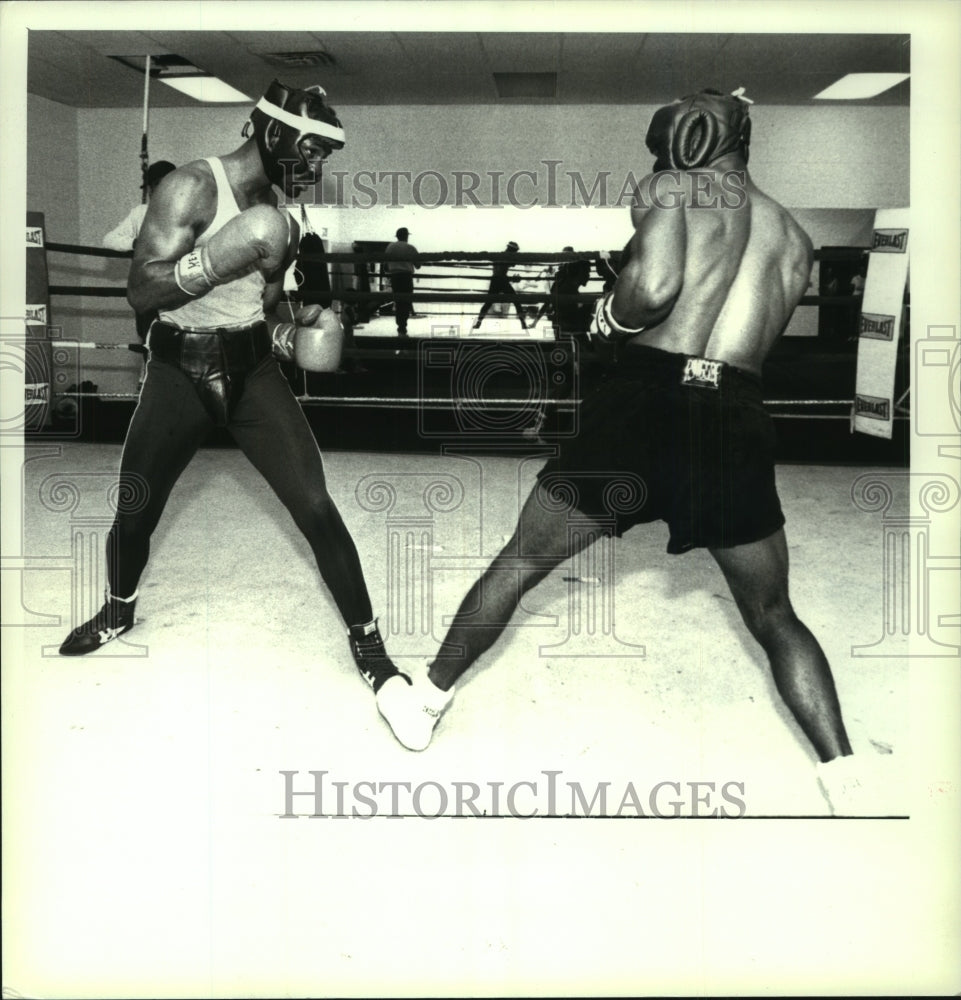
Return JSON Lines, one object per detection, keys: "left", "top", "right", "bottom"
{"left": 174, "top": 205, "right": 292, "bottom": 296}
{"left": 588, "top": 290, "right": 646, "bottom": 342}
{"left": 272, "top": 305, "right": 344, "bottom": 372}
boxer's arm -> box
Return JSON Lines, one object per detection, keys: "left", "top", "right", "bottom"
{"left": 127, "top": 167, "right": 214, "bottom": 313}
{"left": 258, "top": 216, "right": 299, "bottom": 334}
{"left": 271, "top": 210, "right": 300, "bottom": 283}
{"left": 129, "top": 171, "right": 293, "bottom": 313}
{"left": 261, "top": 208, "right": 302, "bottom": 330}
{"left": 610, "top": 199, "right": 686, "bottom": 329}
{"left": 263, "top": 276, "right": 285, "bottom": 318}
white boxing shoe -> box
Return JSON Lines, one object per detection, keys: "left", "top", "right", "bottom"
{"left": 817, "top": 752, "right": 901, "bottom": 817}
{"left": 376, "top": 668, "right": 454, "bottom": 751}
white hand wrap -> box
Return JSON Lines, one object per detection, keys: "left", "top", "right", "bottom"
{"left": 589, "top": 291, "right": 646, "bottom": 342}
{"left": 174, "top": 247, "right": 222, "bottom": 297}
{"left": 271, "top": 323, "right": 298, "bottom": 362}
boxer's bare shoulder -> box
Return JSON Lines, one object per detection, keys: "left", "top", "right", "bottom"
{"left": 138, "top": 159, "right": 218, "bottom": 243}
{"left": 158, "top": 159, "right": 217, "bottom": 203}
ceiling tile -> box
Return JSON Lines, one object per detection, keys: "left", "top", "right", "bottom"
{"left": 25, "top": 31, "right": 911, "bottom": 108}
{"left": 480, "top": 33, "right": 563, "bottom": 72}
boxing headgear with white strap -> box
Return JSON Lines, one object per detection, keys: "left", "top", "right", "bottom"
{"left": 245, "top": 79, "right": 346, "bottom": 194}
{"left": 645, "top": 88, "right": 752, "bottom": 171}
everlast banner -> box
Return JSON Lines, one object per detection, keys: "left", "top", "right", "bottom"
{"left": 25, "top": 383, "right": 50, "bottom": 404}
{"left": 854, "top": 394, "right": 891, "bottom": 421}
{"left": 859, "top": 312, "right": 896, "bottom": 341}
{"left": 25, "top": 304, "right": 48, "bottom": 326}
{"left": 25, "top": 212, "right": 52, "bottom": 432}
{"left": 854, "top": 208, "right": 909, "bottom": 440}
{"left": 871, "top": 228, "right": 908, "bottom": 253}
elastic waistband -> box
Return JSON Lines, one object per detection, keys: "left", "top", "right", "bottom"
{"left": 618, "top": 343, "right": 761, "bottom": 389}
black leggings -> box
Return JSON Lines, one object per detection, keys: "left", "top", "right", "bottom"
{"left": 477, "top": 276, "right": 527, "bottom": 326}
{"left": 106, "top": 355, "right": 374, "bottom": 627}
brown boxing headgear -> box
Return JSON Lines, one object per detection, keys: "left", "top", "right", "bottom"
{"left": 645, "top": 88, "right": 752, "bottom": 171}
{"left": 245, "top": 79, "right": 346, "bottom": 194}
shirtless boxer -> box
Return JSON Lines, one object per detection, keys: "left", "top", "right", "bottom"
{"left": 378, "top": 89, "right": 880, "bottom": 813}
{"left": 60, "top": 80, "right": 404, "bottom": 696}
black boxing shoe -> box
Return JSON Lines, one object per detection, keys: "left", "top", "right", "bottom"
{"left": 59, "top": 591, "right": 137, "bottom": 656}
{"left": 348, "top": 620, "right": 408, "bottom": 692}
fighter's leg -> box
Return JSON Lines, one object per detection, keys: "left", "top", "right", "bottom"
{"left": 230, "top": 364, "right": 405, "bottom": 689}
{"left": 377, "top": 480, "right": 609, "bottom": 749}
{"left": 230, "top": 362, "right": 406, "bottom": 690}
{"left": 108, "top": 359, "right": 211, "bottom": 596}
{"left": 430, "top": 480, "right": 602, "bottom": 688}
{"left": 229, "top": 361, "right": 375, "bottom": 630}
{"left": 61, "top": 360, "right": 210, "bottom": 654}
{"left": 391, "top": 274, "right": 411, "bottom": 334}
{"left": 474, "top": 295, "right": 493, "bottom": 326}
{"left": 709, "top": 528, "right": 852, "bottom": 762}
{"left": 510, "top": 290, "right": 529, "bottom": 329}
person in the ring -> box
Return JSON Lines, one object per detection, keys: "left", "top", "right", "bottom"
{"left": 377, "top": 88, "right": 884, "bottom": 814}
{"left": 60, "top": 80, "right": 405, "bottom": 699}
{"left": 473, "top": 241, "right": 529, "bottom": 331}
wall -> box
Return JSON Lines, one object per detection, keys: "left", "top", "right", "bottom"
{"left": 31, "top": 100, "right": 909, "bottom": 392}
{"left": 26, "top": 94, "right": 82, "bottom": 351}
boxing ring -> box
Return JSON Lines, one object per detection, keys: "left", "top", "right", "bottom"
{"left": 25, "top": 234, "right": 910, "bottom": 458}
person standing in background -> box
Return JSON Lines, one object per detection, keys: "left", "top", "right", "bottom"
{"left": 384, "top": 226, "right": 419, "bottom": 337}
{"left": 102, "top": 160, "right": 177, "bottom": 252}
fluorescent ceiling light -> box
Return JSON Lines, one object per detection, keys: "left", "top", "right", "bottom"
{"left": 158, "top": 76, "right": 251, "bottom": 103}
{"left": 813, "top": 73, "right": 910, "bottom": 99}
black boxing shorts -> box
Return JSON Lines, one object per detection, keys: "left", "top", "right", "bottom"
{"left": 147, "top": 321, "right": 272, "bottom": 426}
{"left": 536, "top": 343, "right": 785, "bottom": 553}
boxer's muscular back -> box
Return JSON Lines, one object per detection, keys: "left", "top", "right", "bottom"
{"left": 630, "top": 177, "right": 813, "bottom": 375}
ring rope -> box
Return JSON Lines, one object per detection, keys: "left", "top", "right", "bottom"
{"left": 46, "top": 284, "right": 880, "bottom": 309}
{"left": 51, "top": 341, "right": 144, "bottom": 351}
{"left": 46, "top": 241, "right": 131, "bottom": 258}
{"left": 57, "top": 387, "right": 862, "bottom": 407}
{"left": 45, "top": 284, "right": 879, "bottom": 309}
{"left": 43, "top": 242, "right": 864, "bottom": 266}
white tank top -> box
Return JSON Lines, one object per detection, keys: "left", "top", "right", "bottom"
{"left": 159, "top": 157, "right": 266, "bottom": 331}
